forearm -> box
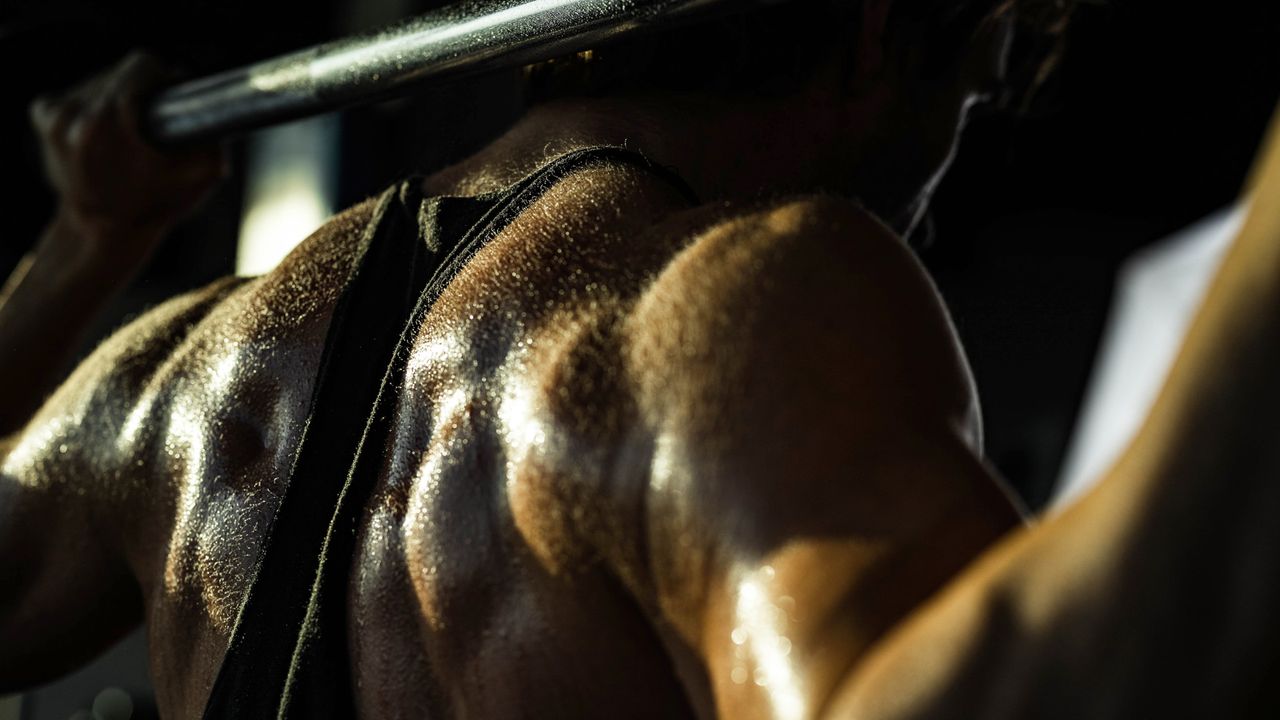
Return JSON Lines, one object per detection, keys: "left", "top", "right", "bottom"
{"left": 3, "top": 52, "right": 225, "bottom": 436}
{"left": 0, "top": 211, "right": 156, "bottom": 434}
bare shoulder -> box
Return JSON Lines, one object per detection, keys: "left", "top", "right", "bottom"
{"left": 626, "top": 194, "right": 981, "bottom": 443}
{"left": 1, "top": 197, "right": 382, "bottom": 697}
{"left": 3, "top": 191, "right": 385, "bottom": 507}
{"left": 6, "top": 276, "right": 246, "bottom": 478}
{"left": 613, "top": 196, "right": 1025, "bottom": 679}
{"left": 0, "top": 275, "right": 248, "bottom": 688}
{"left": 7, "top": 193, "right": 381, "bottom": 481}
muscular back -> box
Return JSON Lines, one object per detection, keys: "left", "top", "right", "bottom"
{"left": 1, "top": 159, "right": 1021, "bottom": 718}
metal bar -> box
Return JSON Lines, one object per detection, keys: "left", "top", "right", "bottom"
{"left": 145, "top": 0, "right": 753, "bottom": 145}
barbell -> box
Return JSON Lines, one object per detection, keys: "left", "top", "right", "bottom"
{"left": 144, "top": 0, "right": 763, "bottom": 145}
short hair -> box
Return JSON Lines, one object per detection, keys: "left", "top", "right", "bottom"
{"left": 524, "top": 0, "right": 1072, "bottom": 108}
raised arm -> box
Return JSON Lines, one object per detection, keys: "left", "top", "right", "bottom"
{"left": 0, "top": 52, "right": 224, "bottom": 433}
{"left": 827, "top": 110, "right": 1280, "bottom": 719}
{"left": 0, "top": 276, "right": 242, "bottom": 691}
{"left": 0, "top": 52, "right": 227, "bottom": 690}
{"left": 623, "top": 196, "right": 1025, "bottom": 719}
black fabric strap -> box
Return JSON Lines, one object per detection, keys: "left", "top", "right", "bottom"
{"left": 201, "top": 186, "right": 429, "bottom": 719}
{"left": 202, "top": 146, "right": 697, "bottom": 719}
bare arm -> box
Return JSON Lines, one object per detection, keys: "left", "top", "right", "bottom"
{"left": 0, "top": 53, "right": 226, "bottom": 689}
{"left": 0, "top": 215, "right": 163, "bottom": 432}
{"left": 0, "top": 275, "right": 240, "bottom": 690}
{"left": 623, "top": 197, "right": 1025, "bottom": 719}
{"left": 626, "top": 111, "right": 1280, "bottom": 719}
{"left": 0, "top": 52, "right": 223, "bottom": 434}
{"left": 828, "top": 111, "right": 1280, "bottom": 720}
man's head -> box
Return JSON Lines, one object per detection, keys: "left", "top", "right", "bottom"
{"left": 525, "top": 0, "right": 1070, "bottom": 231}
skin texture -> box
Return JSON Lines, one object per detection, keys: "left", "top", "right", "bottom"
{"left": 16, "top": 7, "right": 1280, "bottom": 720}
{"left": 830, "top": 116, "right": 1280, "bottom": 719}
{"left": 0, "top": 23, "right": 1024, "bottom": 707}
{"left": 0, "top": 2, "right": 1031, "bottom": 713}
{"left": 0, "top": 157, "right": 1022, "bottom": 717}
{"left": 8, "top": 117, "right": 1280, "bottom": 717}
{"left": 0, "top": 53, "right": 224, "bottom": 432}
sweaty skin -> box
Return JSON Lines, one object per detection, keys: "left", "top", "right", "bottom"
{"left": 1, "top": 147, "right": 1022, "bottom": 717}
{"left": 8, "top": 8, "right": 1280, "bottom": 716}
{"left": 1, "top": 10, "right": 1034, "bottom": 718}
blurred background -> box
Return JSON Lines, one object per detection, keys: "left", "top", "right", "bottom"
{"left": 1, "top": 0, "right": 1278, "bottom": 716}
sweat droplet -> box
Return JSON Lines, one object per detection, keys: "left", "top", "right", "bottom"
{"left": 731, "top": 627, "right": 747, "bottom": 645}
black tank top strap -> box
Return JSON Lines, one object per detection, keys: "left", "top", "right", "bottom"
{"left": 201, "top": 146, "right": 696, "bottom": 719}
{"left": 200, "top": 182, "right": 429, "bottom": 719}
{"left": 409, "top": 145, "right": 699, "bottom": 312}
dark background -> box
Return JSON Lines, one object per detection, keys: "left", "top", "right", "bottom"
{"left": 926, "top": 0, "right": 1280, "bottom": 506}
{"left": 1, "top": 0, "right": 1279, "bottom": 714}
